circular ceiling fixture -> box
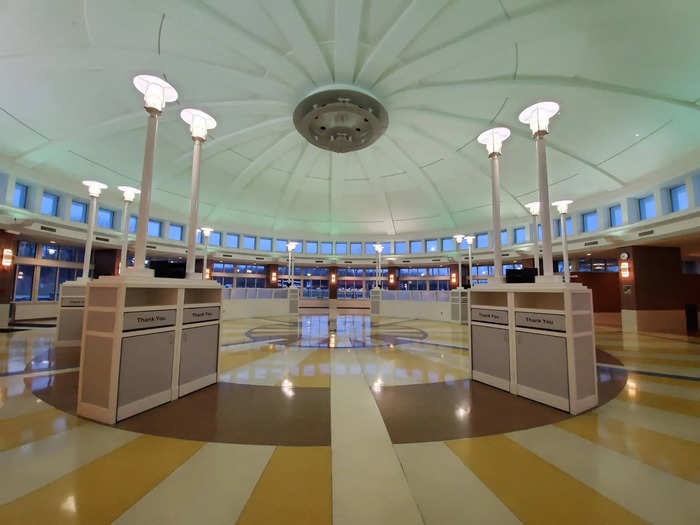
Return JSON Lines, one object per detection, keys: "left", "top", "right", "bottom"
{"left": 293, "top": 84, "right": 388, "bottom": 153}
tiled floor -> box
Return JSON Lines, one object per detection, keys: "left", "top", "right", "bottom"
{"left": 0, "top": 314, "right": 698, "bottom": 524}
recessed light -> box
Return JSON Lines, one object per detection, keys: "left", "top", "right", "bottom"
{"left": 634, "top": 133, "right": 640, "bottom": 137}
{"left": 586, "top": 252, "right": 592, "bottom": 256}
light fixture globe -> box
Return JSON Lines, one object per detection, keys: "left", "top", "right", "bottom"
{"left": 553, "top": 199, "right": 573, "bottom": 214}
{"left": 293, "top": 84, "right": 388, "bottom": 153}
{"left": 373, "top": 243, "right": 384, "bottom": 254}
{"left": 518, "top": 101, "right": 559, "bottom": 135}
{"left": 477, "top": 127, "right": 511, "bottom": 156}
{"left": 82, "top": 180, "right": 108, "bottom": 197}
{"left": 133, "top": 74, "right": 178, "bottom": 112}
{"left": 117, "top": 185, "right": 141, "bottom": 203}
{"left": 453, "top": 234, "right": 465, "bottom": 245}
{"left": 465, "top": 235, "right": 475, "bottom": 246}
{"left": 286, "top": 241, "right": 298, "bottom": 252}
{"left": 180, "top": 108, "right": 217, "bottom": 141}
{"left": 200, "top": 226, "right": 214, "bottom": 238}
{"left": 524, "top": 201, "right": 541, "bottom": 216}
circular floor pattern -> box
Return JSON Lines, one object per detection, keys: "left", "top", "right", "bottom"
{"left": 30, "top": 348, "right": 627, "bottom": 446}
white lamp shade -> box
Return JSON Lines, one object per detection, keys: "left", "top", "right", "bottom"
{"left": 524, "top": 201, "right": 541, "bottom": 216}
{"left": 552, "top": 199, "right": 573, "bottom": 214}
{"left": 373, "top": 243, "right": 384, "bottom": 253}
{"left": 453, "top": 234, "right": 465, "bottom": 244}
{"left": 117, "top": 185, "right": 141, "bottom": 203}
{"left": 465, "top": 235, "right": 475, "bottom": 246}
{"left": 82, "top": 180, "right": 108, "bottom": 197}
{"left": 476, "top": 127, "right": 511, "bottom": 155}
{"left": 200, "top": 227, "right": 214, "bottom": 237}
{"left": 286, "top": 241, "right": 298, "bottom": 252}
{"left": 180, "top": 108, "right": 217, "bottom": 141}
{"left": 518, "top": 101, "right": 559, "bottom": 135}
{"left": 133, "top": 75, "right": 178, "bottom": 112}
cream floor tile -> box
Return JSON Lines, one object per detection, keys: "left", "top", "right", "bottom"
{"left": 602, "top": 362, "right": 700, "bottom": 379}
{"left": 331, "top": 350, "right": 423, "bottom": 525}
{"left": 395, "top": 441, "right": 520, "bottom": 525}
{"left": 625, "top": 375, "right": 700, "bottom": 401}
{"left": 115, "top": 442, "right": 274, "bottom": 525}
{"left": 220, "top": 348, "right": 316, "bottom": 386}
{"left": 596, "top": 399, "right": 700, "bottom": 443}
{"left": 0, "top": 375, "right": 48, "bottom": 419}
{"left": 0, "top": 424, "right": 139, "bottom": 504}
{"left": 508, "top": 425, "right": 700, "bottom": 525}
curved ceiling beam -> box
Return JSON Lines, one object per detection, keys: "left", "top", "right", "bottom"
{"left": 355, "top": 148, "right": 397, "bottom": 235}
{"left": 173, "top": 117, "right": 292, "bottom": 166}
{"left": 379, "top": 134, "right": 457, "bottom": 228}
{"left": 334, "top": 1, "right": 363, "bottom": 84}
{"left": 392, "top": 122, "right": 530, "bottom": 215}
{"left": 15, "top": 111, "right": 150, "bottom": 167}
{"left": 374, "top": 0, "right": 571, "bottom": 93}
{"left": 205, "top": 130, "right": 302, "bottom": 220}
{"left": 183, "top": 0, "right": 312, "bottom": 88}
{"left": 260, "top": 0, "right": 332, "bottom": 86}
{"left": 273, "top": 142, "right": 322, "bottom": 230}
{"left": 392, "top": 107, "right": 625, "bottom": 187}
{"left": 390, "top": 75, "right": 700, "bottom": 112}
{"left": 356, "top": 0, "right": 451, "bottom": 88}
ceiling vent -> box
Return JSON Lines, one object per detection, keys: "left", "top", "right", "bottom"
{"left": 255, "top": 257, "right": 265, "bottom": 260}
{"left": 293, "top": 84, "right": 388, "bottom": 153}
{"left": 638, "top": 229, "right": 654, "bottom": 237}
{"left": 95, "top": 236, "right": 110, "bottom": 242}
{"left": 315, "top": 260, "right": 324, "bottom": 263}
{"left": 584, "top": 241, "right": 599, "bottom": 246}
{"left": 40, "top": 225, "right": 56, "bottom": 233}
{"left": 146, "top": 244, "right": 157, "bottom": 249}
{"left": 222, "top": 254, "right": 233, "bottom": 258}
{"left": 343, "top": 260, "right": 353, "bottom": 264}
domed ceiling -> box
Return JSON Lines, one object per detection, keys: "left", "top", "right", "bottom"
{"left": 1, "top": 0, "right": 699, "bottom": 238}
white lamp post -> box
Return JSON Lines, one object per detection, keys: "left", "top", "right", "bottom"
{"left": 181, "top": 108, "right": 217, "bottom": 279}
{"left": 80, "top": 180, "right": 108, "bottom": 281}
{"left": 117, "top": 186, "right": 140, "bottom": 275}
{"left": 466, "top": 235, "right": 475, "bottom": 287}
{"left": 524, "top": 201, "right": 541, "bottom": 276}
{"left": 373, "top": 243, "right": 384, "bottom": 288}
{"left": 552, "top": 200, "right": 573, "bottom": 283}
{"left": 519, "top": 101, "right": 559, "bottom": 282}
{"left": 131, "top": 74, "right": 178, "bottom": 276}
{"left": 477, "top": 127, "right": 511, "bottom": 284}
{"left": 453, "top": 234, "right": 466, "bottom": 288}
{"left": 286, "top": 241, "right": 298, "bottom": 287}
{"left": 200, "top": 227, "right": 213, "bottom": 280}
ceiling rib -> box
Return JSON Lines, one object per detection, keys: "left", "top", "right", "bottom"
{"left": 380, "top": 134, "right": 457, "bottom": 228}
{"left": 261, "top": 0, "right": 332, "bottom": 86}
{"left": 185, "top": 0, "right": 312, "bottom": 87}
{"left": 205, "top": 130, "right": 302, "bottom": 220}
{"left": 355, "top": 148, "right": 397, "bottom": 235}
{"left": 334, "top": 0, "right": 363, "bottom": 83}
{"left": 392, "top": 107, "right": 625, "bottom": 188}
{"left": 273, "top": 143, "right": 322, "bottom": 230}
{"left": 390, "top": 75, "right": 700, "bottom": 111}
{"left": 173, "top": 117, "right": 292, "bottom": 166}
{"left": 394, "top": 122, "right": 530, "bottom": 215}
{"left": 374, "top": 0, "right": 569, "bottom": 93}
{"left": 355, "top": 0, "right": 451, "bottom": 88}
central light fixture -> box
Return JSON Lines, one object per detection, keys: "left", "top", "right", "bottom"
{"left": 293, "top": 84, "right": 388, "bottom": 153}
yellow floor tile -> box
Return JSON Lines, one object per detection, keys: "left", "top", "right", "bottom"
{"left": 0, "top": 407, "right": 85, "bottom": 452}
{"left": 237, "top": 446, "right": 331, "bottom": 525}
{"left": 556, "top": 413, "right": 700, "bottom": 483}
{"left": 446, "top": 435, "right": 646, "bottom": 524}
{"left": 0, "top": 434, "right": 202, "bottom": 524}
{"left": 616, "top": 384, "right": 700, "bottom": 417}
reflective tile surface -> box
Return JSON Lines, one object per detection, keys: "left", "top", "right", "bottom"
{"left": 0, "top": 314, "right": 698, "bottom": 524}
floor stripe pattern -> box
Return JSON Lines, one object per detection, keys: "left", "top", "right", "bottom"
{"left": 0, "top": 316, "right": 698, "bottom": 524}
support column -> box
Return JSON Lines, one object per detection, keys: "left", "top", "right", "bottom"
{"left": 186, "top": 138, "right": 202, "bottom": 277}
{"left": 0, "top": 230, "right": 17, "bottom": 327}
{"left": 619, "top": 245, "right": 687, "bottom": 334}
{"left": 329, "top": 267, "right": 338, "bottom": 298}
{"left": 490, "top": 155, "right": 503, "bottom": 282}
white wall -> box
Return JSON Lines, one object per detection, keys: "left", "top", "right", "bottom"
{"left": 221, "top": 299, "right": 292, "bottom": 319}
{"left": 378, "top": 300, "right": 450, "bottom": 321}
